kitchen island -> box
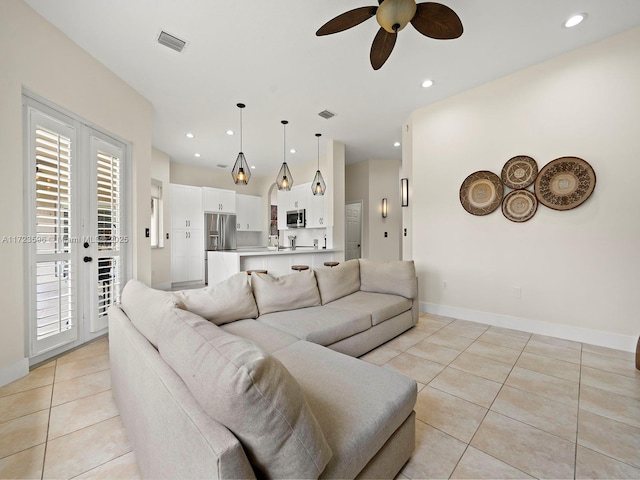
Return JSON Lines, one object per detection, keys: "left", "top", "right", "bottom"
{"left": 207, "top": 248, "right": 339, "bottom": 285}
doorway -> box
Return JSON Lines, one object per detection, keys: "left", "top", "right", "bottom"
{"left": 24, "top": 98, "right": 128, "bottom": 363}
{"left": 345, "top": 201, "right": 362, "bottom": 261}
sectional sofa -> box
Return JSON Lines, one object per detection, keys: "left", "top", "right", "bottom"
{"left": 109, "top": 259, "right": 419, "bottom": 479}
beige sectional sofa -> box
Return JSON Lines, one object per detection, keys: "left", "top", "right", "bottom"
{"left": 109, "top": 259, "right": 419, "bottom": 479}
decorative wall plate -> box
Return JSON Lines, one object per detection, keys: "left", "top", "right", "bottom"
{"left": 501, "top": 155, "right": 538, "bottom": 189}
{"left": 534, "top": 156, "right": 596, "bottom": 210}
{"left": 502, "top": 189, "right": 538, "bottom": 222}
{"left": 459, "top": 171, "right": 503, "bottom": 216}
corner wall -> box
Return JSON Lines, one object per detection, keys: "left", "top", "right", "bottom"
{"left": 0, "top": 0, "right": 152, "bottom": 383}
{"left": 409, "top": 26, "right": 640, "bottom": 350}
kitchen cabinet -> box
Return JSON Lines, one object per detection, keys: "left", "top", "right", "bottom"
{"left": 236, "top": 194, "right": 264, "bottom": 231}
{"left": 170, "top": 184, "right": 204, "bottom": 284}
{"left": 308, "top": 190, "right": 328, "bottom": 228}
{"left": 171, "top": 184, "right": 203, "bottom": 229}
{"left": 277, "top": 182, "right": 329, "bottom": 229}
{"left": 203, "top": 187, "right": 236, "bottom": 213}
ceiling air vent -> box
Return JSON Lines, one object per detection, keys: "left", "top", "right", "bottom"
{"left": 157, "top": 31, "right": 187, "bottom": 53}
{"left": 216, "top": 164, "right": 228, "bottom": 169}
{"left": 318, "top": 110, "right": 336, "bottom": 120}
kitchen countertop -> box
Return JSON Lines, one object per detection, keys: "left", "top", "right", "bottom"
{"left": 209, "top": 248, "right": 339, "bottom": 257}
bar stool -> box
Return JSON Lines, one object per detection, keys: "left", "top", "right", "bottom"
{"left": 245, "top": 270, "right": 267, "bottom": 275}
{"left": 291, "top": 265, "right": 309, "bottom": 272}
{"left": 324, "top": 261, "right": 339, "bottom": 268}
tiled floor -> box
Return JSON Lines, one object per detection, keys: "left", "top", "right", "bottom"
{"left": 1, "top": 313, "right": 639, "bottom": 479}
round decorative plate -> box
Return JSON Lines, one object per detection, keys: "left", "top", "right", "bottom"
{"left": 501, "top": 155, "right": 538, "bottom": 189}
{"left": 502, "top": 189, "right": 538, "bottom": 222}
{"left": 534, "top": 156, "right": 596, "bottom": 210}
{"left": 459, "top": 171, "right": 504, "bottom": 216}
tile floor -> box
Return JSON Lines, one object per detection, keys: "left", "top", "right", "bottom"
{"left": 1, "top": 313, "right": 639, "bottom": 479}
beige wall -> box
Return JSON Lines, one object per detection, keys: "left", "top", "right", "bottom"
{"left": 0, "top": 0, "right": 152, "bottom": 381}
{"left": 409, "top": 26, "right": 640, "bottom": 350}
{"left": 151, "top": 148, "right": 172, "bottom": 289}
{"left": 346, "top": 159, "right": 402, "bottom": 261}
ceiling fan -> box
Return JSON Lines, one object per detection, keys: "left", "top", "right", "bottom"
{"left": 316, "top": 0, "right": 463, "bottom": 70}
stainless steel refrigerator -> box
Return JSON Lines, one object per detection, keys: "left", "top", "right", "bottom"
{"left": 204, "top": 213, "right": 237, "bottom": 284}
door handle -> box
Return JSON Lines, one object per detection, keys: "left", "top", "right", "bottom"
{"left": 83, "top": 256, "right": 93, "bottom": 263}
{"left": 83, "top": 241, "right": 90, "bottom": 248}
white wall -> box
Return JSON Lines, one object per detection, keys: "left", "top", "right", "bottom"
{"left": 0, "top": 0, "right": 153, "bottom": 384}
{"left": 409, "top": 26, "right": 640, "bottom": 350}
{"left": 151, "top": 148, "right": 172, "bottom": 289}
{"left": 346, "top": 159, "right": 402, "bottom": 261}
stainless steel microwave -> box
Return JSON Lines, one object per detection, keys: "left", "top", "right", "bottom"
{"left": 286, "top": 209, "right": 306, "bottom": 228}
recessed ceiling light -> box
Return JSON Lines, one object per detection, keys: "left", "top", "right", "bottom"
{"left": 421, "top": 79, "right": 434, "bottom": 88}
{"left": 186, "top": 132, "right": 194, "bottom": 138}
{"left": 226, "top": 130, "right": 234, "bottom": 135}
{"left": 564, "top": 13, "right": 587, "bottom": 28}
{"left": 290, "top": 149, "right": 296, "bottom": 154}
{"left": 251, "top": 165, "right": 256, "bottom": 169}
{"left": 194, "top": 153, "right": 201, "bottom": 158}
{"left": 394, "top": 142, "right": 401, "bottom": 147}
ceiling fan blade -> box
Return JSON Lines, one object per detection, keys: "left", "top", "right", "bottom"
{"left": 316, "top": 6, "right": 378, "bottom": 36}
{"left": 370, "top": 27, "right": 397, "bottom": 70}
{"left": 411, "top": 2, "right": 463, "bottom": 39}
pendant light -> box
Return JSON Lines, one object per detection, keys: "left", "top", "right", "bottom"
{"left": 231, "top": 103, "right": 251, "bottom": 185}
{"left": 312, "top": 133, "right": 326, "bottom": 196}
{"left": 276, "top": 120, "right": 293, "bottom": 191}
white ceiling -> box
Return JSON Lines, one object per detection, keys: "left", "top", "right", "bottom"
{"left": 24, "top": 0, "right": 640, "bottom": 178}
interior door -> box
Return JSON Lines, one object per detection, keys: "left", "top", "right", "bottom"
{"left": 345, "top": 202, "right": 362, "bottom": 261}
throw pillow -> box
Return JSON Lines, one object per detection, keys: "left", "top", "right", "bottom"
{"left": 359, "top": 259, "right": 417, "bottom": 299}
{"left": 120, "top": 279, "right": 178, "bottom": 348}
{"left": 158, "top": 308, "right": 333, "bottom": 479}
{"left": 251, "top": 269, "right": 321, "bottom": 315}
{"left": 314, "top": 259, "right": 360, "bottom": 305}
{"left": 173, "top": 272, "right": 258, "bottom": 325}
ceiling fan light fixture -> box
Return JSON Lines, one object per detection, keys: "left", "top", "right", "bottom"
{"left": 231, "top": 103, "right": 251, "bottom": 185}
{"left": 376, "top": 0, "right": 417, "bottom": 33}
{"left": 276, "top": 120, "right": 294, "bottom": 191}
{"left": 312, "top": 133, "right": 326, "bottom": 196}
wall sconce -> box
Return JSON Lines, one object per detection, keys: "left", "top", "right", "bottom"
{"left": 401, "top": 178, "right": 409, "bottom": 207}
{"left": 382, "top": 198, "right": 388, "bottom": 218}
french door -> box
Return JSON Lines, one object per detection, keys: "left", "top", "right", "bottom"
{"left": 25, "top": 99, "right": 128, "bottom": 361}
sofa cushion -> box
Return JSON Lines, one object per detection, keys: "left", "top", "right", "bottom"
{"left": 251, "top": 270, "right": 321, "bottom": 315}
{"left": 326, "top": 291, "right": 412, "bottom": 326}
{"left": 272, "top": 341, "right": 417, "bottom": 479}
{"left": 158, "top": 308, "right": 333, "bottom": 479}
{"left": 221, "top": 319, "right": 299, "bottom": 354}
{"left": 359, "top": 259, "right": 417, "bottom": 299}
{"left": 120, "top": 279, "right": 178, "bottom": 348}
{"left": 173, "top": 272, "right": 258, "bottom": 325}
{"left": 314, "top": 259, "right": 360, "bottom": 305}
{"left": 258, "top": 306, "right": 371, "bottom": 346}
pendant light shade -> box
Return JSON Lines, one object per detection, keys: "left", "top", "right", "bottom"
{"left": 276, "top": 120, "right": 293, "bottom": 191}
{"left": 312, "top": 133, "right": 326, "bottom": 196}
{"left": 232, "top": 103, "right": 251, "bottom": 185}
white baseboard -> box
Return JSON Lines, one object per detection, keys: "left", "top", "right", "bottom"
{"left": 422, "top": 302, "right": 637, "bottom": 353}
{"left": 0, "top": 357, "right": 29, "bottom": 388}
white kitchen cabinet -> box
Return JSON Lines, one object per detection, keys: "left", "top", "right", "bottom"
{"left": 203, "top": 187, "right": 236, "bottom": 213}
{"left": 171, "top": 184, "right": 203, "bottom": 229}
{"left": 308, "top": 191, "right": 328, "bottom": 228}
{"left": 170, "top": 183, "right": 204, "bottom": 284}
{"left": 171, "top": 228, "right": 204, "bottom": 283}
{"left": 236, "top": 194, "right": 264, "bottom": 231}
